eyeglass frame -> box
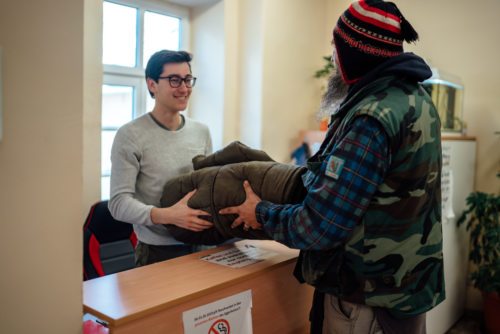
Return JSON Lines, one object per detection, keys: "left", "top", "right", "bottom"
{"left": 157, "top": 75, "right": 197, "bottom": 88}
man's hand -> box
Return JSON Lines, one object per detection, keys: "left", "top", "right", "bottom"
{"left": 151, "top": 190, "right": 213, "bottom": 231}
{"left": 219, "top": 180, "right": 262, "bottom": 231}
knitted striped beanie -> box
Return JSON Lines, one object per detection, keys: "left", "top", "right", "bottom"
{"left": 333, "top": 0, "right": 419, "bottom": 84}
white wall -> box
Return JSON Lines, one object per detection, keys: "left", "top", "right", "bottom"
{"left": 216, "top": 0, "right": 329, "bottom": 161}
{"left": 222, "top": 0, "right": 241, "bottom": 144}
{"left": 190, "top": 0, "right": 225, "bottom": 151}
{"left": 0, "top": 0, "right": 101, "bottom": 332}
{"left": 260, "top": 0, "right": 327, "bottom": 161}
{"left": 237, "top": 0, "right": 265, "bottom": 149}
{"left": 84, "top": 0, "right": 104, "bottom": 213}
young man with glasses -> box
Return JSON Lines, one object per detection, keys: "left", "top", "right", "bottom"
{"left": 109, "top": 50, "right": 213, "bottom": 266}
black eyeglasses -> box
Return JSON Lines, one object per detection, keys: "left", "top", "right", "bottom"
{"left": 157, "top": 75, "right": 197, "bottom": 88}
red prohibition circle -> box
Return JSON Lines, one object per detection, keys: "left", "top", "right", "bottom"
{"left": 208, "top": 318, "right": 230, "bottom": 334}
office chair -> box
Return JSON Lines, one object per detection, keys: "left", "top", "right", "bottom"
{"left": 83, "top": 200, "right": 137, "bottom": 280}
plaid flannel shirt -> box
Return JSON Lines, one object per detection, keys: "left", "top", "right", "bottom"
{"left": 256, "top": 116, "right": 390, "bottom": 250}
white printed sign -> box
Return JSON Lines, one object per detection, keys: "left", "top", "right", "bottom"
{"left": 200, "top": 244, "right": 277, "bottom": 268}
{"left": 441, "top": 144, "right": 455, "bottom": 223}
{"left": 182, "top": 290, "right": 253, "bottom": 334}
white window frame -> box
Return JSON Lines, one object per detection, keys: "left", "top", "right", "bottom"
{"left": 103, "top": 0, "right": 190, "bottom": 112}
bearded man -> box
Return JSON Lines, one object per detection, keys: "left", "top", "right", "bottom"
{"left": 221, "top": 1, "right": 445, "bottom": 333}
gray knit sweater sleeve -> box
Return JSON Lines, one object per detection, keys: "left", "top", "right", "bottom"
{"left": 109, "top": 123, "right": 155, "bottom": 226}
{"left": 108, "top": 113, "right": 212, "bottom": 245}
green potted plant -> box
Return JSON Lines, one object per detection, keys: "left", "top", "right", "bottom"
{"left": 457, "top": 191, "right": 500, "bottom": 333}
{"left": 314, "top": 55, "right": 335, "bottom": 131}
{"left": 314, "top": 55, "right": 335, "bottom": 80}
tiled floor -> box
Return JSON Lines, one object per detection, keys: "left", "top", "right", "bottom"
{"left": 446, "top": 312, "right": 484, "bottom": 334}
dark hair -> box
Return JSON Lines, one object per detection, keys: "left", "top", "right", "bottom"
{"left": 145, "top": 50, "right": 193, "bottom": 97}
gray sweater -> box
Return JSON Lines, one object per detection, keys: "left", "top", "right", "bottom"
{"left": 109, "top": 113, "right": 212, "bottom": 245}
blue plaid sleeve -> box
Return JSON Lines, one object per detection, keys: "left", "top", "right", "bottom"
{"left": 256, "top": 116, "right": 390, "bottom": 250}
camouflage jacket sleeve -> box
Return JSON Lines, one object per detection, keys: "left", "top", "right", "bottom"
{"left": 256, "top": 116, "right": 390, "bottom": 250}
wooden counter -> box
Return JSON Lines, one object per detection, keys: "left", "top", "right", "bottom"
{"left": 83, "top": 240, "right": 313, "bottom": 334}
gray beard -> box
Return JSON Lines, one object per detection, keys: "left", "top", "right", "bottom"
{"left": 317, "top": 71, "right": 349, "bottom": 119}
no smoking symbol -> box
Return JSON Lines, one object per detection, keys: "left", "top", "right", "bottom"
{"left": 208, "top": 319, "right": 230, "bottom": 334}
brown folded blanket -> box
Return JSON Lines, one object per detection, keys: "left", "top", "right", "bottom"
{"left": 160, "top": 141, "right": 307, "bottom": 245}
{"left": 192, "top": 140, "right": 274, "bottom": 170}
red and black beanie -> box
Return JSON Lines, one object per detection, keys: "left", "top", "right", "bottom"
{"left": 333, "top": 0, "right": 419, "bottom": 84}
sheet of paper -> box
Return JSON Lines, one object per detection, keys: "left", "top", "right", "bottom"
{"left": 200, "top": 244, "right": 277, "bottom": 268}
{"left": 182, "top": 290, "right": 253, "bottom": 334}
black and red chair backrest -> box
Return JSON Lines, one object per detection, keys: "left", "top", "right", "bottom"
{"left": 83, "top": 200, "right": 137, "bottom": 280}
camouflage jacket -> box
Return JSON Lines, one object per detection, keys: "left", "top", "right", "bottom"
{"left": 299, "top": 74, "right": 445, "bottom": 318}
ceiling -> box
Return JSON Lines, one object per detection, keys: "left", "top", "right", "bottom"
{"left": 166, "top": 0, "right": 220, "bottom": 7}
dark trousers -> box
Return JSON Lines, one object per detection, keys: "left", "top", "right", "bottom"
{"left": 135, "top": 241, "right": 195, "bottom": 267}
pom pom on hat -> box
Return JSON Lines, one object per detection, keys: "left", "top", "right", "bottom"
{"left": 333, "top": 0, "right": 419, "bottom": 84}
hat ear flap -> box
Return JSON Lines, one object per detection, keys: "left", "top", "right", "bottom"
{"left": 400, "top": 13, "right": 419, "bottom": 43}
{"left": 383, "top": 1, "right": 419, "bottom": 43}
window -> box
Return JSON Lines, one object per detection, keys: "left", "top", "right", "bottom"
{"left": 103, "top": 2, "right": 137, "bottom": 67}
{"left": 101, "top": 0, "right": 189, "bottom": 199}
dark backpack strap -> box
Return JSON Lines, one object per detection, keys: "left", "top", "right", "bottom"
{"left": 294, "top": 252, "right": 325, "bottom": 334}
{"left": 309, "top": 289, "right": 325, "bottom": 334}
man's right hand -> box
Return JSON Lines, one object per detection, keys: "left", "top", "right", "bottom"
{"left": 151, "top": 190, "right": 213, "bottom": 231}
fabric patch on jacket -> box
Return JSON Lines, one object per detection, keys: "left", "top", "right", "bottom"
{"left": 325, "top": 156, "right": 345, "bottom": 179}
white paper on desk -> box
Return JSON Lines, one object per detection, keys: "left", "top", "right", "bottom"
{"left": 182, "top": 290, "right": 253, "bottom": 334}
{"left": 200, "top": 244, "right": 277, "bottom": 268}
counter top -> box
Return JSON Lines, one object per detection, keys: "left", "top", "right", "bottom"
{"left": 83, "top": 240, "right": 300, "bottom": 327}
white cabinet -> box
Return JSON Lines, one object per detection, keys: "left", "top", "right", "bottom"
{"left": 427, "top": 137, "right": 476, "bottom": 334}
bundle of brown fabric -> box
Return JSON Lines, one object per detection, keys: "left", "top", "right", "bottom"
{"left": 160, "top": 141, "right": 307, "bottom": 245}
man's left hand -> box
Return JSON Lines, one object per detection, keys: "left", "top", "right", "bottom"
{"left": 219, "top": 180, "right": 262, "bottom": 231}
